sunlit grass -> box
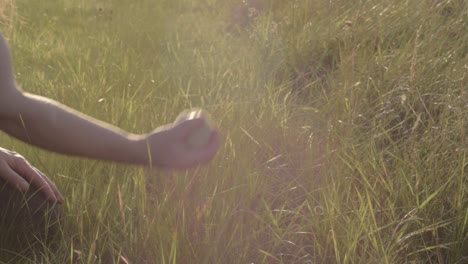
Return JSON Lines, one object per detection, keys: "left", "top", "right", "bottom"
{"left": 0, "top": 0, "right": 466, "bottom": 263}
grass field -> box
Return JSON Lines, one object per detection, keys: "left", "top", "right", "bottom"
{"left": 0, "top": 0, "right": 467, "bottom": 263}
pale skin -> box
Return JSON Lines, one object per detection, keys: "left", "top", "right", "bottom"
{"left": 0, "top": 33, "right": 221, "bottom": 203}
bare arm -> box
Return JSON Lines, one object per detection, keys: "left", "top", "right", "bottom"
{"left": 0, "top": 33, "right": 221, "bottom": 168}
{"left": 0, "top": 34, "right": 143, "bottom": 164}
{"left": 1, "top": 93, "right": 144, "bottom": 163}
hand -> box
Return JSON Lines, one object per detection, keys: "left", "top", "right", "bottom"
{"left": 141, "top": 118, "right": 222, "bottom": 169}
{"left": 0, "top": 147, "right": 64, "bottom": 203}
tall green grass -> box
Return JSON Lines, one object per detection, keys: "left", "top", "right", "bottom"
{"left": 0, "top": 0, "right": 466, "bottom": 263}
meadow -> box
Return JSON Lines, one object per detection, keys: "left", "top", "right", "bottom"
{"left": 0, "top": 0, "right": 467, "bottom": 263}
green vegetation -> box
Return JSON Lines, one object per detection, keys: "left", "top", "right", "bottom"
{"left": 0, "top": 0, "right": 466, "bottom": 263}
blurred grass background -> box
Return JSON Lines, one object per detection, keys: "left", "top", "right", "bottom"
{"left": 0, "top": 0, "right": 467, "bottom": 263}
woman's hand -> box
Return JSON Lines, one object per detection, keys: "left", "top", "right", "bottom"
{"left": 0, "top": 147, "right": 63, "bottom": 203}
{"left": 137, "top": 118, "right": 222, "bottom": 169}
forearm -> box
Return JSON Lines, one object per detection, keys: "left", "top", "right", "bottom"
{"left": 1, "top": 34, "right": 147, "bottom": 165}
{"left": 1, "top": 92, "right": 147, "bottom": 164}
{"left": 0, "top": 34, "right": 221, "bottom": 170}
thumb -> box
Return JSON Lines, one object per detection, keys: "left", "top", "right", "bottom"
{"left": 174, "top": 118, "right": 207, "bottom": 138}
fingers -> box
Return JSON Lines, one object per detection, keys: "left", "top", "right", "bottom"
{"left": 9, "top": 155, "right": 58, "bottom": 203}
{"left": 185, "top": 128, "right": 222, "bottom": 168}
{"left": 33, "top": 167, "right": 64, "bottom": 204}
{"left": 0, "top": 163, "right": 30, "bottom": 192}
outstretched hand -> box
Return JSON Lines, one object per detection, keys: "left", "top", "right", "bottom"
{"left": 0, "top": 147, "right": 64, "bottom": 203}
{"left": 141, "top": 118, "right": 222, "bottom": 170}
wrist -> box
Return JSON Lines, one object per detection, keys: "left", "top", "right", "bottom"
{"left": 127, "top": 134, "right": 149, "bottom": 165}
